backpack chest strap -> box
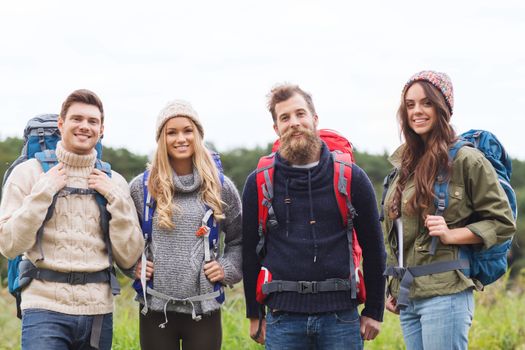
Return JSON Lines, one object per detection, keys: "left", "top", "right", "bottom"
{"left": 384, "top": 258, "right": 470, "bottom": 308}
{"left": 20, "top": 260, "right": 116, "bottom": 288}
{"left": 261, "top": 278, "right": 351, "bottom": 295}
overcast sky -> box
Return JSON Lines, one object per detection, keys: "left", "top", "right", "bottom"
{"left": 1, "top": 0, "right": 524, "bottom": 161}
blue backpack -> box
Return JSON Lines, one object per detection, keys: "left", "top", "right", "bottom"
{"left": 432, "top": 130, "right": 517, "bottom": 285}
{"left": 4, "top": 114, "right": 118, "bottom": 318}
{"left": 132, "top": 152, "right": 226, "bottom": 322}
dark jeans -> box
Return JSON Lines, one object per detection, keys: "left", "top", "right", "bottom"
{"left": 21, "top": 309, "right": 112, "bottom": 350}
{"left": 139, "top": 307, "right": 221, "bottom": 350}
{"left": 265, "top": 307, "right": 363, "bottom": 350}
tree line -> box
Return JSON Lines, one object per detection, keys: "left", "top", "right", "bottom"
{"left": 1, "top": 137, "right": 524, "bottom": 280}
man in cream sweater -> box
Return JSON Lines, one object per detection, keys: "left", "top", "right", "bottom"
{"left": 0, "top": 89, "right": 144, "bottom": 350}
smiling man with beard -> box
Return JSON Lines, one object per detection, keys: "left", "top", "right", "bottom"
{"left": 242, "top": 84, "right": 387, "bottom": 349}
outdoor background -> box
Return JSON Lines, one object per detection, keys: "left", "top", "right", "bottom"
{"left": 1, "top": 0, "right": 524, "bottom": 348}
{"left": 0, "top": 140, "right": 524, "bottom": 349}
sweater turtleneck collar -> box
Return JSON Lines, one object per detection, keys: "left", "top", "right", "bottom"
{"left": 55, "top": 141, "right": 97, "bottom": 174}
{"left": 172, "top": 166, "right": 201, "bottom": 193}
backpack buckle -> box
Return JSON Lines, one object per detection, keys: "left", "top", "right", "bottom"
{"left": 297, "top": 281, "right": 317, "bottom": 294}
{"left": 68, "top": 272, "right": 87, "bottom": 285}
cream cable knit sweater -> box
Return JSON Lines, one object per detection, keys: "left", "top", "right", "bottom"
{"left": 0, "top": 142, "right": 144, "bottom": 315}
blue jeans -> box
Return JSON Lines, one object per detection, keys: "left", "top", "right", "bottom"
{"left": 265, "top": 308, "right": 363, "bottom": 350}
{"left": 21, "top": 309, "right": 112, "bottom": 350}
{"left": 399, "top": 289, "right": 474, "bottom": 350}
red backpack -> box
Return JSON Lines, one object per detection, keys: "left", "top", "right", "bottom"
{"left": 254, "top": 129, "right": 366, "bottom": 304}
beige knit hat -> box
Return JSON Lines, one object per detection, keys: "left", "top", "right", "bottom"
{"left": 155, "top": 99, "right": 204, "bottom": 141}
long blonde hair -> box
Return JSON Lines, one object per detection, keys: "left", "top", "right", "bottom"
{"left": 147, "top": 117, "right": 224, "bottom": 229}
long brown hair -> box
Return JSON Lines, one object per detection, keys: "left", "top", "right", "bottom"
{"left": 389, "top": 81, "right": 457, "bottom": 219}
{"left": 148, "top": 117, "right": 224, "bottom": 229}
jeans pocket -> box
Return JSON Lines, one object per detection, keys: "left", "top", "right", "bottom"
{"left": 266, "top": 311, "right": 283, "bottom": 326}
{"left": 334, "top": 309, "right": 360, "bottom": 324}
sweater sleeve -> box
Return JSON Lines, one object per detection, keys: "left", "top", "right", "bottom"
{"left": 241, "top": 171, "right": 262, "bottom": 319}
{"left": 0, "top": 160, "right": 58, "bottom": 259}
{"left": 351, "top": 164, "right": 387, "bottom": 322}
{"left": 217, "top": 176, "right": 243, "bottom": 286}
{"left": 118, "top": 174, "right": 145, "bottom": 280}
{"left": 103, "top": 171, "right": 145, "bottom": 269}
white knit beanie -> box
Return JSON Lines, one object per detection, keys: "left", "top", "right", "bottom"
{"left": 155, "top": 99, "right": 204, "bottom": 141}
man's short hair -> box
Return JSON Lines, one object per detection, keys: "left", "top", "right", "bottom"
{"left": 267, "top": 84, "right": 316, "bottom": 122}
{"left": 60, "top": 89, "right": 104, "bottom": 123}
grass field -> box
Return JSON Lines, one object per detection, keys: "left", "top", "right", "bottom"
{"left": 1, "top": 274, "right": 524, "bottom": 350}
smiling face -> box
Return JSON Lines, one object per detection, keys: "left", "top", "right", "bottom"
{"left": 405, "top": 82, "right": 438, "bottom": 142}
{"left": 58, "top": 102, "right": 104, "bottom": 155}
{"left": 164, "top": 116, "right": 195, "bottom": 169}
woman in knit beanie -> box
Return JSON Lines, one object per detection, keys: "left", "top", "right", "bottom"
{"left": 127, "top": 100, "right": 242, "bottom": 350}
{"left": 381, "top": 71, "right": 515, "bottom": 349}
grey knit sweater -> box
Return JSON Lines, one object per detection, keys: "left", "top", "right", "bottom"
{"left": 129, "top": 168, "right": 242, "bottom": 315}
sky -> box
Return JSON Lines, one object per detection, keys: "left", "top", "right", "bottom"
{"left": 1, "top": 0, "right": 524, "bottom": 160}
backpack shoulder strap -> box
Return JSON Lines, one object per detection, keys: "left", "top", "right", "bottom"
{"left": 430, "top": 140, "right": 471, "bottom": 255}
{"left": 95, "top": 159, "right": 112, "bottom": 178}
{"left": 256, "top": 153, "right": 276, "bottom": 234}
{"left": 35, "top": 150, "right": 58, "bottom": 172}
{"left": 255, "top": 153, "right": 276, "bottom": 258}
{"left": 210, "top": 152, "right": 225, "bottom": 185}
{"left": 434, "top": 140, "right": 470, "bottom": 216}
{"left": 331, "top": 151, "right": 354, "bottom": 226}
{"left": 380, "top": 168, "right": 399, "bottom": 222}
{"left": 92, "top": 159, "right": 112, "bottom": 235}
{"left": 93, "top": 159, "right": 120, "bottom": 295}
{"left": 141, "top": 170, "right": 155, "bottom": 241}
{"left": 33, "top": 150, "right": 59, "bottom": 261}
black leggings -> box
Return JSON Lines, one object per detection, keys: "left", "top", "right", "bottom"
{"left": 139, "top": 307, "right": 222, "bottom": 350}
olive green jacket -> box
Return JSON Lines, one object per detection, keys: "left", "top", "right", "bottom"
{"left": 383, "top": 144, "right": 516, "bottom": 300}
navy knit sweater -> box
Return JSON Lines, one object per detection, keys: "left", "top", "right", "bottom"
{"left": 242, "top": 143, "right": 386, "bottom": 321}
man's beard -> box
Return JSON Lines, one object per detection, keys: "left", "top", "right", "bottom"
{"left": 279, "top": 126, "right": 322, "bottom": 165}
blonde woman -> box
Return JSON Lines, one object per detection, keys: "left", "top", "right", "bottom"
{"left": 128, "top": 100, "right": 242, "bottom": 350}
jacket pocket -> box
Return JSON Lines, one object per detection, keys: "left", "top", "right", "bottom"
{"left": 445, "top": 183, "right": 465, "bottom": 222}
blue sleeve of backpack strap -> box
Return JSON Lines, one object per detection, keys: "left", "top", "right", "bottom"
{"left": 350, "top": 164, "right": 386, "bottom": 322}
